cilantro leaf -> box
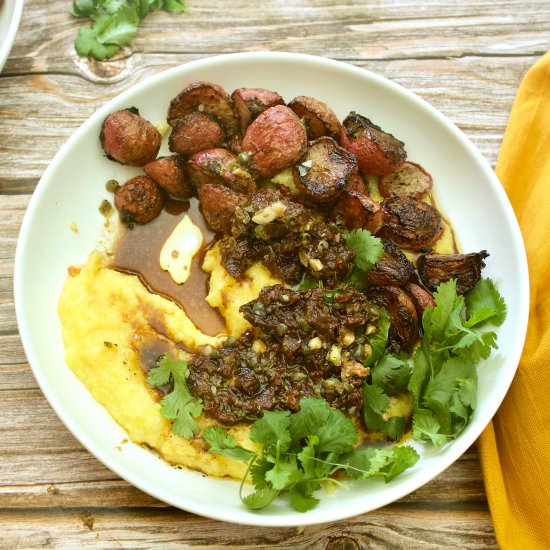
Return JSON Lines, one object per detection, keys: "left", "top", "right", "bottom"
{"left": 371, "top": 354, "right": 412, "bottom": 395}
{"left": 250, "top": 410, "right": 292, "bottom": 455}
{"left": 241, "top": 486, "right": 280, "bottom": 510}
{"left": 290, "top": 397, "right": 357, "bottom": 454}
{"left": 412, "top": 408, "right": 448, "bottom": 446}
{"left": 362, "top": 382, "right": 406, "bottom": 440}
{"left": 408, "top": 277, "right": 506, "bottom": 445}
{"left": 465, "top": 278, "right": 507, "bottom": 328}
{"left": 71, "top": 0, "right": 187, "bottom": 61}
{"left": 72, "top": 0, "right": 99, "bottom": 17}
{"left": 379, "top": 445, "right": 420, "bottom": 482}
{"left": 364, "top": 307, "right": 390, "bottom": 366}
{"left": 163, "top": 0, "right": 186, "bottom": 12}
{"left": 202, "top": 426, "right": 255, "bottom": 462}
{"left": 340, "top": 445, "right": 419, "bottom": 482}
{"left": 344, "top": 229, "right": 384, "bottom": 272}
{"left": 265, "top": 453, "right": 301, "bottom": 491}
{"left": 75, "top": 27, "right": 120, "bottom": 60}
{"left": 289, "top": 488, "right": 320, "bottom": 513}
{"left": 206, "top": 397, "right": 419, "bottom": 513}
{"left": 147, "top": 355, "right": 202, "bottom": 439}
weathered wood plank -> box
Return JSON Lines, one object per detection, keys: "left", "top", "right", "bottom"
{"left": 6, "top": 0, "right": 546, "bottom": 544}
{"left": 0, "top": 506, "right": 498, "bottom": 549}
{"left": 4, "top": 0, "right": 549, "bottom": 71}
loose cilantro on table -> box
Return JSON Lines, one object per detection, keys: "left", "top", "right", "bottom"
{"left": 71, "top": 0, "right": 186, "bottom": 61}
{"left": 203, "top": 397, "right": 420, "bottom": 513}
{"left": 147, "top": 354, "right": 202, "bottom": 439}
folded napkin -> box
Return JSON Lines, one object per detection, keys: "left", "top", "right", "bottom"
{"left": 478, "top": 51, "right": 550, "bottom": 549}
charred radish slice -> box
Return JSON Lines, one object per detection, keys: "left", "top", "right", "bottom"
{"left": 100, "top": 108, "right": 161, "bottom": 167}
{"left": 334, "top": 190, "right": 385, "bottom": 234}
{"left": 167, "top": 81, "right": 239, "bottom": 136}
{"left": 187, "top": 148, "right": 256, "bottom": 195}
{"left": 143, "top": 156, "right": 194, "bottom": 199}
{"left": 114, "top": 176, "right": 164, "bottom": 225}
{"left": 168, "top": 112, "right": 225, "bottom": 156}
{"left": 367, "top": 240, "right": 416, "bottom": 287}
{"left": 417, "top": 251, "right": 489, "bottom": 294}
{"left": 340, "top": 112, "right": 406, "bottom": 175}
{"left": 405, "top": 283, "right": 436, "bottom": 317}
{"left": 288, "top": 95, "right": 341, "bottom": 140}
{"left": 242, "top": 105, "right": 308, "bottom": 178}
{"left": 378, "top": 196, "right": 443, "bottom": 251}
{"left": 231, "top": 88, "right": 285, "bottom": 135}
{"left": 293, "top": 137, "right": 357, "bottom": 203}
{"left": 378, "top": 161, "right": 433, "bottom": 198}
{"left": 367, "top": 285, "right": 419, "bottom": 354}
{"left": 198, "top": 183, "right": 246, "bottom": 234}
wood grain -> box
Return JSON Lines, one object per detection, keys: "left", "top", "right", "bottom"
{"left": 1, "top": 0, "right": 546, "bottom": 546}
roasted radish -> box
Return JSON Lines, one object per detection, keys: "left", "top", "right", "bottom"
{"left": 417, "top": 251, "right": 489, "bottom": 294}
{"left": 168, "top": 112, "right": 225, "bottom": 155}
{"left": 242, "top": 105, "right": 307, "bottom": 178}
{"left": 231, "top": 87, "right": 284, "bottom": 135}
{"left": 378, "top": 161, "right": 433, "bottom": 198}
{"left": 378, "top": 196, "right": 443, "bottom": 251}
{"left": 187, "top": 148, "right": 256, "bottom": 194}
{"left": 114, "top": 176, "right": 164, "bottom": 225}
{"left": 100, "top": 108, "right": 161, "bottom": 167}
{"left": 292, "top": 137, "right": 357, "bottom": 203}
{"left": 405, "top": 283, "right": 436, "bottom": 317}
{"left": 198, "top": 183, "right": 246, "bottom": 234}
{"left": 143, "top": 156, "right": 193, "bottom": 199}
{"left": 288, "top": 95, "right": 341, "bottom": 140}
{"left": 167, "top": 81, "right": 239, "bottom": 136}
{"left": 367, "top": 240, "right": 416, "bottom": 287}
{"left": 334, "top": 190, "right": 385, "bottom": 234}
{"left": 340, "top": 112, "right": 406, "bottom": 175}
{"left": 367, "top": 285, "right": 419, "bottom": 354}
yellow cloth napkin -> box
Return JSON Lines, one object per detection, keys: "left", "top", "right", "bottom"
{"left": 478, "top": 51, "right": 550, "bottom": 549}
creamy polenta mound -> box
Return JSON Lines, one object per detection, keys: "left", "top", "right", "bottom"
{"left": 58, "top": 247, "right": 280, "bottom": 479}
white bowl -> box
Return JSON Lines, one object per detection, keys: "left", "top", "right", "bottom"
{"left": 0, "top": 0, "right": 24, "bottom": 72}
{"left": 14, "top": 52, "right": 529, "bottom": 526}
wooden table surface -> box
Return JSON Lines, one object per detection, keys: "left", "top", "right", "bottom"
{"left": 1, "top": 1, "right": 548, "bottom": 547}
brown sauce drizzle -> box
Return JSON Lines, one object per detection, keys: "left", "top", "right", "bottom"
{"left": 110, "top": 197, "right": 226, "bottom": 336}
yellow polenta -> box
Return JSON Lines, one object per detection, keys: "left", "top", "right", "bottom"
{"left": 202, "top": 242, "right": 281, "bottom": 337}
{"left": 58, "top": 251, "right": 261, "bottom": 479}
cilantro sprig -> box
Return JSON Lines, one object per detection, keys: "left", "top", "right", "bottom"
{"left": 71, "top": 0, "right": 186, "bottom": 61}
{"left": 345, "top": 228, "right": 384, "bottom": 272}
{"left": 408, "top": 278, "right": 506, "bottom": 445}
{"left": 147, "top": 355, "right": 202, "bottom": 438}
{"left": 203, "top": 397, "right": 420, "bottom": 513}
{"left": 343, "top": 229, "right": 384, "bottom": 290}
{"left": 361, "top": 277, "right": 507, "bottom": 445}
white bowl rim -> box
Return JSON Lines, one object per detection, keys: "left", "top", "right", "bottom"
{"left": 14, "top": 51, "right": 530, "bottom": 526}
{"left": 0, "top": 0, "right": 24, "bottom": 73}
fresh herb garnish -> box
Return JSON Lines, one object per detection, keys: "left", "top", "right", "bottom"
{"left": 361, "top": 277, "right": 506, "bottom": 444}
{"left": 147, "top": 354, "right": 202, "bottom": 438}
{"left": 71, "top": 0, "right": 186, "bottom": 61}
{"left": 203, "top": 397, "right": 420, "bottom": 513}
{"left": 408, "top": 278, "right": 507, "bottom": 445}
{"left": 342, "top": 229, "right": 384, "bottom": 290}
{"left": 344, "top": 228, "right": 384, "bottom": 272}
